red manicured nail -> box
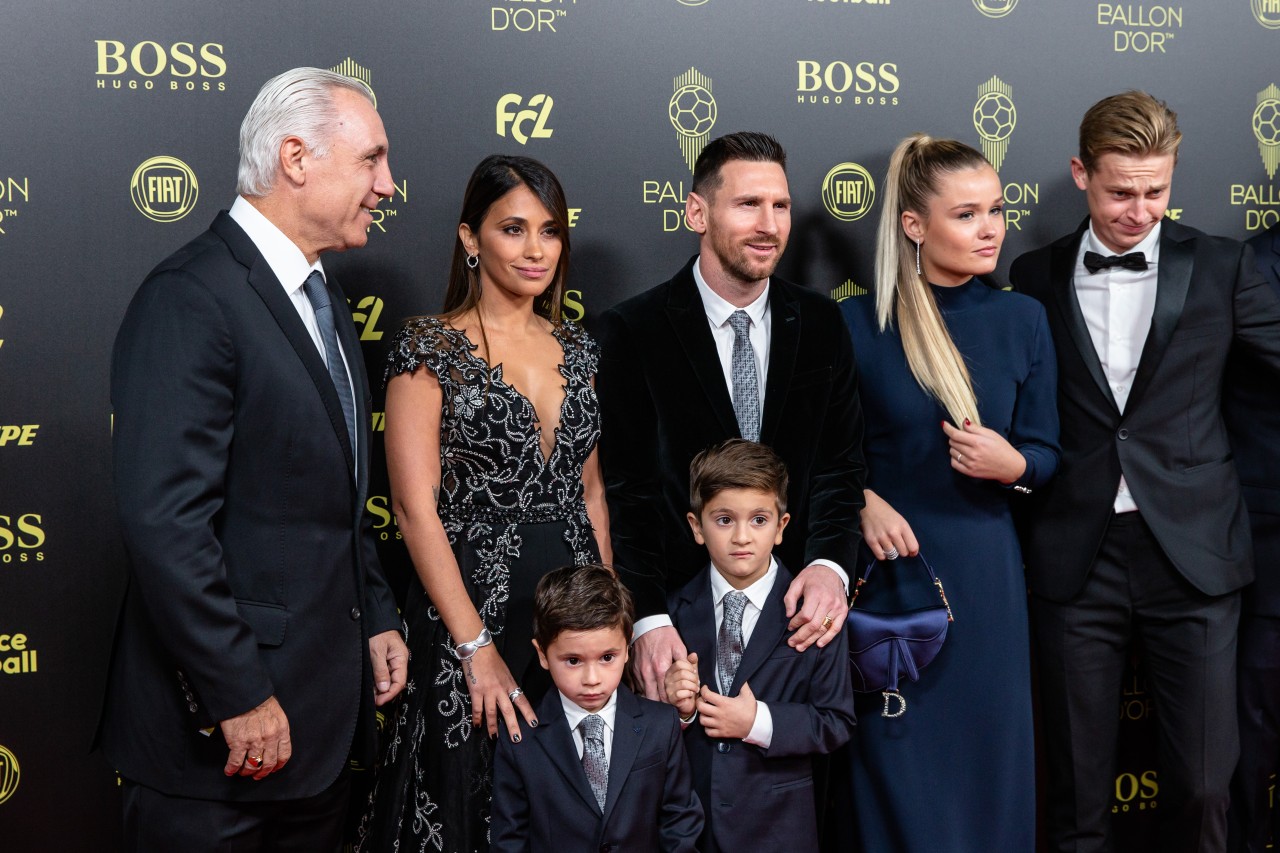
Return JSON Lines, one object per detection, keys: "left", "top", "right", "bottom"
{"left": 963, "top": 419, "right": 971, "bottom": 427}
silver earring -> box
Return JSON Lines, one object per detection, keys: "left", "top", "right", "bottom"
{"left": 466, "top": 253, "right": 479, "bottom": 270}
{"left": 915, "top": 240, "right": 921, "bottom": 276}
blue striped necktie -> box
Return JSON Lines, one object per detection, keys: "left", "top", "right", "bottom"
{"left": 302, "top": 271, "right": 356, "bottom": 452}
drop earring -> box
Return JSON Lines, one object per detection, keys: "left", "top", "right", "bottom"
{"left": 915, "top": 240, "right": 922, "bottom": 276}
{"left": 466, "top": 253, "right": 479, "bottom": 270}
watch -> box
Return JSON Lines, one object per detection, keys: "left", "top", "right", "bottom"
{"left": 454, "top": 627, "right": 493, "bottom": 661}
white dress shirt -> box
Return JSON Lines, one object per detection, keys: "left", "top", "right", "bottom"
{"left": 1072, "top": 222, "right": 1162, "bottom": 513}
{"left": 705, "top": 558, "right": 778, "bottom": 748}
{"left": 632, "top": 258, "right": 847, "bottom": 640}
{"left": 561, "top": 689, "right": 617, "bottom": 764}
{"left": 229, "top": 196, "right": 359, "bottom": 472}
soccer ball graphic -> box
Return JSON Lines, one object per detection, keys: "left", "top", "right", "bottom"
{"left": 670, "top": 85, "right": 717, "bottom": 138}
{"left": 973, "top": 92, "right": 1017, "bottom": 143}
{"left": 1254, "top": 99, "right": 1280, "bottom": 146}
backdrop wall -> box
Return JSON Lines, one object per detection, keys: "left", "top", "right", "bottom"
{"left": 1, "top": 1, "right": 1277, "bottom": 849}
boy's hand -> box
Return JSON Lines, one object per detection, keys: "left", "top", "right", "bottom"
{"left": 696, "top": 682, "right": 757, "bottom": 740}
{"left": 664, "top": 652, "right": 700, "bottom": 720}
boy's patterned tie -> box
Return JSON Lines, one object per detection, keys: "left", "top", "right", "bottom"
{"left": 579, "top": 714, "right": 609, "bottom": 811}
{"left": 718, "top": 590, "right": 748, "bottom": 693}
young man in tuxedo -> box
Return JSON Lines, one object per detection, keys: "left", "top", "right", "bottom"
{"left": 102, "top": 67, "right": 407, "bottom": 851}
{"left": 596, "top": 131, "right": 865, "bottom": 702}
{"left": 1010, "top": 91, "right": 1280, "bottom": 853}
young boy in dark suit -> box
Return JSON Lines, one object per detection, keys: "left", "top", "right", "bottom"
{"left": 664, "top": 439, "right": 856, "bottom": 852}
{"left": 490, "top": 564, "right": 704, "bottom": 852}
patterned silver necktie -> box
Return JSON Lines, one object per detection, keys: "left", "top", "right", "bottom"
{"left": 302, "top": 271, "right": 357, "bottom": 452}
{"left": 727, "top": 310, "right": 761, "bottom": 442}
{"left": 718, "top": 590, "right": 748, "bottom": 694}
{"left": 579, "top": 713, "right": 609, "bottom": 811}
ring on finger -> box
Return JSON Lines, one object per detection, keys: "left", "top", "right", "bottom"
{"left": 957, "top": 452, "right": 964, "bottom": 463}
{"left": 508, "top": 688, "right": 524, "bottom": 703}
{"left": 246, "top": 754, "right": 264, "bottom": 769}
{"left": 884, "top": 546, "right": 900, "bottom": 560}
{"left": 821, "top": 614, "right": 834, "bottom": 630}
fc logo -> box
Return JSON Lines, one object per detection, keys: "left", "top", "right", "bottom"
{"left": 496, "top": 94, "right": 555, "bottom": 145}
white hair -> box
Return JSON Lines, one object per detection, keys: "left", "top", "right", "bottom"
{"left": 236, "top": 67, "right": 373, "bottom": 197}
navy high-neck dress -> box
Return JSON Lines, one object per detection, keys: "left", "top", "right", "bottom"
{"left": 840, "top": 278, "right": 1060, "bottom": 852}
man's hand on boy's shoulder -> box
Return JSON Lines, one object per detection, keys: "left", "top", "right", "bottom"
{"left": 695, "top": 683, "right": 758, "bottom": 740}
{"left": 663, "top": 652, "right": 701, "bottom": 723}
{"left": 784, "top": 563, "right": 849, "bottom": 652}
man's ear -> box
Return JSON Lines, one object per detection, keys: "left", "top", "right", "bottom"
{"left": 278, "top": 135, "right": 307, "bottom": 187}
{"left": 685, "top": 191, "right": 709, "bottom": 235}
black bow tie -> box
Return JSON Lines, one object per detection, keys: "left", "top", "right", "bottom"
{"left": 1083, "top": 250, "right": 1148, "bottom": 274}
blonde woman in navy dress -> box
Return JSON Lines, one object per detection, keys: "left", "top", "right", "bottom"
{"left": 839, "top": 135, "right": 1059, "bottom": 851}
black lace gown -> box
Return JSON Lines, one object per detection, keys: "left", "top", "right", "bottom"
{"left": 355, "top": 317, "right": 600, "bottom": 853}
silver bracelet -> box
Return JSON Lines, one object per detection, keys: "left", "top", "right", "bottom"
{"left": 454, "top": 627, "right": 493, "bottom": 661}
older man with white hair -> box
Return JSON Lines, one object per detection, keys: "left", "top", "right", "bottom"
{"left": 99, "top": 67, "right": 407, "bottom": 851}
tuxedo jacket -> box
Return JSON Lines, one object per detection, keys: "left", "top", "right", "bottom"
{"left": 490, "top": 684, "right": 704, "bottom": 853}
{"left": 668, "top": 562, "right": 856, "bottom": 852}
{"left": 1010, "top": 219, "right": 1280, "bottom": 602}
{"left": 596, "top": 256, "right": 866, "bottom": 618}
{"left": 1224, "top": 224, "right": 1280, "bottom": 615}
{"left": 100, "top": 212, "right": 400, "bottom": 800}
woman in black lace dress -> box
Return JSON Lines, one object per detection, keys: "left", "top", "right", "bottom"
{"left": 356, "top": 155, "right": 610, "bottom": 852}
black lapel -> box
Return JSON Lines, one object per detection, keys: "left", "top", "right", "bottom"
{"left": 663, "top": 258, "right": 742, "bottom": 438}
{"left": 760, "top": 282, "right": 800, "bottom": 443}
{"left": 728, "top": 562, "right": 792, "bottom": 695}
{"left": 1269, "top": 229, "right": 1280, "bottom": 287}
{"left": 673, "top": 571, "right": 718, "bottom": 690}
{"left": 601, "top": 687, "right": 645, "bottom": 825}
{"left": 1049, "top": 223, "right": 1120, "bottom": 412}
{"left": 1127, "top": 222, "right": 1194, "bottom": 410}
{"left": 530, "top": 689, "right": 602, "bottom": 814}
{"left": 211, "top": 212, "right": 357, "bottom": 477}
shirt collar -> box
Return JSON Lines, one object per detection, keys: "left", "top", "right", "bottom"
{"left": 1082, "top": 220, "right": 1162, "bottom": 267}
{"left": 229, "top": 195, "right": 325, "bottom": 293}
{"left": 560, "top": 688, "right": 618, "bottom": 735}
{"left": 693, "top": 255, "right": 770, "bottom": 329}
{"left": 709, "top": 556, "right": 778, "bottom": 613}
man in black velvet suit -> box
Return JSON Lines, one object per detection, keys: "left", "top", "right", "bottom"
{"left": 101, "top": 67, "right": 407, "bottom": 851}
{"left": 1227, "top": 220, "right": 1280, "bottom": 853}
{"left": 1010, "top": 92, "right": 1280, "bottom": 853}
{"left": 596, "top": 132, "right": 865, "bottom": 700}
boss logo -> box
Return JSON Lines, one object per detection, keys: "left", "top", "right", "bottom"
{"left": 95, "top": 40, "right": 227, "bottom": 78}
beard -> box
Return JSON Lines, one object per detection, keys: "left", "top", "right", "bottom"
{"left": 707, "top": 231, "right": 786, "bottom": 285}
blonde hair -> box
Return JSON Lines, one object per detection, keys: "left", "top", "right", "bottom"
{"left": 1078, "top": 90, "right": 1181, "bottom": 174}
{"left": 874, "top": 133, "right": 991, "bottom": 426}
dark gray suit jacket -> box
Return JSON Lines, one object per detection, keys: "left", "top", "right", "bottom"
{"left": 669, "top": 562, "right": 855, "bottom": 852}
{"left": 100, "top": 211, "right": 399, "bottom": 800}
{"left": 490, "top": 685, "right": 704, "bottom": 853}
{"left": 1010, "top": 219, "right": 1280, "bottom": 602}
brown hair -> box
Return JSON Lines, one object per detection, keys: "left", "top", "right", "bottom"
{"left": 436, "top": 155, "right": 570, "bottom": 362}
{"left": 688, "top": 439, "right": 789, "bottom": 517}
{"left": 691, "top": 131, "right": 787, "bottom": 198}
{"left": 1078, "top": 90, "right": 1181, "bottom": 174}
{"left": 532, "top": 563, "right": 634, "bottom": 653}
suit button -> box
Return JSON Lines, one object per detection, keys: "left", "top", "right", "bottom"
{"left": 1117, "top": 429, "right": 1129, "bottom": 440}
{"left": 717, "top": 742, "right": 731, "bottom": 754}
{"left": 350, "top": 607, "right": 362, "bottom": 621}
{"left": 188, "top": 702, "right": 198, "bottom": 713}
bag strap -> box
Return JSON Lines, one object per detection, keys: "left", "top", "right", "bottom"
{"left": 849, "top": 553, "right": 954, "bottom": 622}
